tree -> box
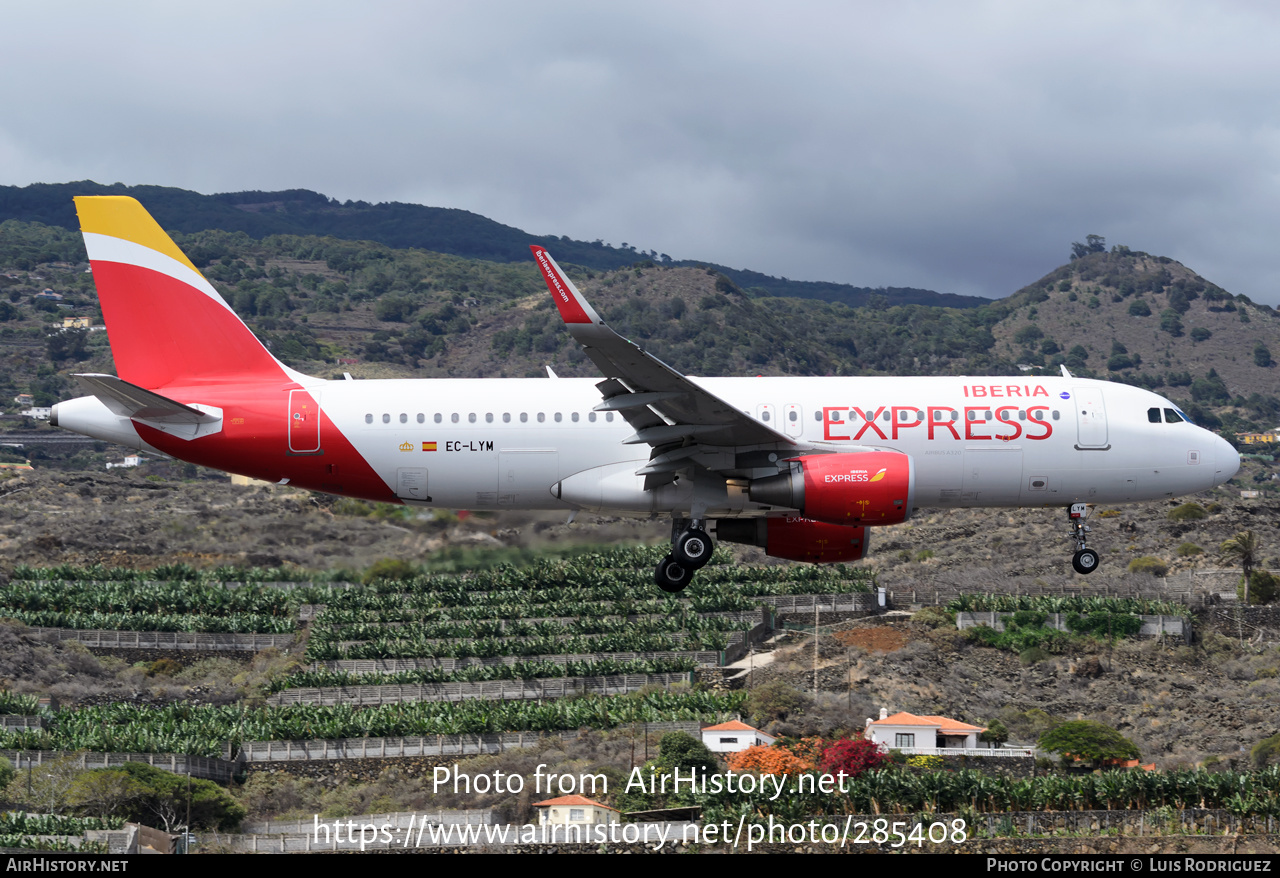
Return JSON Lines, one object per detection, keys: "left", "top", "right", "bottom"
{"left": 67, "top": 769, "right": 146, "bottom": 819}
{"left": 1220, "top": 531, "right": 1260, "bottom": 606}
{"left": 1240, "top": 570, "right": 1279, "bottom": 606}
{"left": 979, "top": 719, "right": 1009, "bottom": 748}
{"left": 110, "top": 763, "right": 245, "bottom": 831}
{"left": 1037, "top": 721, "right": 1140, "bottom": 767}
{"left": 654, "top": 732, "right": 718, "bottom": 775}
{"left": 1255, "top": 343, "right": 1274, "bottom": 368}
{"left": 1070, "top": 235, "right": 1107, "bottom": 260}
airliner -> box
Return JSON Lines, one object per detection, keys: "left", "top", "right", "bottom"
{"left": 51, "top": 197, "right": 1241, "bottom": 591}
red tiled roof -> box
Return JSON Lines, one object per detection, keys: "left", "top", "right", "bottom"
{"left": 702, "top": 720, "right": 764, "bottom": 733}
{"left": 532, "top": 795, "right": 618, "bottom": 811}
{"left": 870, "top": 712, "right": 985, "bottom": 732}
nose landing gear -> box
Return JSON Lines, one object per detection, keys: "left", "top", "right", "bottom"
{"left": 1068, "top": 503, "right": 1100, "bottom": 574}
{"left": 654, "top": 518, "right": 715, "bottom": 593}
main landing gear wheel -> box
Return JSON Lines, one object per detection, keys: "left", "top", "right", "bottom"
{"left": 1072, "top": 549, "right": 1100, "bottom": 575}
{"left": 673, "top": 527, "right": 713, "bottom": 568}
{"left": 1066, "top": 503, "right": 1099, "bottom": 575}
{"left": 654, "top": 554, "right": 693, "bottom": 593}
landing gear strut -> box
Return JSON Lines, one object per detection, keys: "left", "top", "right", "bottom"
{"left": 1068, "top": 503, "right": 1100, "bottom": 575}
{"left": 654, "top": 518, "right": 715, "bottom": 593}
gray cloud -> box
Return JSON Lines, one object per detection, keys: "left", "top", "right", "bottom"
{"left": 4, "top": 1, "right": 1280, "bottom": 303}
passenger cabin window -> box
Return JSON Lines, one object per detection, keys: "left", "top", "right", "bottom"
{"left": 813, "top": 411, "right": 822, "bottom": 422}
{"left": 399, "top": 413, "right": 407, "bottom": 423}
{"left": 416, "top": 413, "right": 424, "bottom": 424}
{"left": 1052, "top": 410, "right": 1060, "bottom": 420}
{"left": 451, "top": 413, "right": 459, "bottom": 424}
{"left": 520, "top": 413, "right": 528, "bottom": 423}
{"left": 382, "top": 413, "right": 390, "bottom": 424}
{"left": 606, "top": 412, "right": 614, "bottom": 422}
{"left": 788, "top": 410, "right": 797, "bottom": 422}
{"left": 572, "top": 412, "right": 580, "bottom": 422}
{"left": 486, "top": 413, "right": 494, "bottom": 423}
{"left": 589, "top": 412, "right": 597, "bottom": 422}
{"left": 537, "top": 412, "right": 545, "bottom": 423}
{"left": 761, "top": 411, "right": 770, "bottom": 421}
{"left": 434, "top": 413, "right": 442, "bottom": 424}
{"left": 468, "top": 413, "right": 476, "bottom": 423}
{"left": 554, "top": 413, "right": 562, "bottom": 422}
{"left": 365, "top": 414, "right": 373, "bottom": 424}
{"left": 503, "top": 413, "right": 511, "bottom": 423}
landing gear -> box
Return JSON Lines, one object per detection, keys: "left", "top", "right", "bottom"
{"left": 655, "top": 518, "right": 715, "bottom": 593}
{"left": 1067, "top": 503, "right": 1099, "bottom": 575}
{"left": 673, "top": 526, "right": 713, "bottom": 568}
{"left": 1072, "top": 548, "right": 1100, "bottom": 575}
{"left": 654, "top": 554, "right": 693, "bottom": 593}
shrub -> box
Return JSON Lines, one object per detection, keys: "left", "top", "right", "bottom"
{"left": 1128, "top": 556, "right": 1168, "bottom": 577}
{"left": 1096, "top": 509, "right": 1122, "bottom": 518}
{"left": 362, "top": 558, "right": 419, "bottom": 584}
{"left": 1240, "top": 570, "right": 1280, "bottom": 605}
{"left": 818, "top": 738, "right": 889, "bottom": 777}
{"left": 1176, "top": 542, "right": 1204, "bottom": 557}
{"left": 1128, "top": 300, "right": 1152, "bottom": 317}
{"left": 1167, "top": 502, "right": 1207, "bottom": 521}
{"left": 726, "top": 744, "right": 812, "bottom": 775}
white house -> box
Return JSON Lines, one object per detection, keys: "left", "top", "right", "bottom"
{"left": 865, "top": 708, "right": 986, "bottom": 753}
{"left": 533, "top": 795, "right": 620, "bottom": 826}
{"left": 701, "top": 720, "right": 777, "bottom": 753}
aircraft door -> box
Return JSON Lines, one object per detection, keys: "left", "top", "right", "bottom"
{"left": 1073, "top": 386, "right": 1109, "bottom": 449}
{"left": 288, "top": 389, "right": 321, "bottom": 453}
{"left": 784, "top": 404, "right": 803, "bottom": 438}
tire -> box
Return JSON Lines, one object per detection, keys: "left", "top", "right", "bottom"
{"left": 1072, "top": 548, "right": 1100, "bottom": 575}
{"left": 654, "top": 554, "right": 693, "bottom": 593}
{"left": 673, "top": 527, "right": 713, "bottom": 569}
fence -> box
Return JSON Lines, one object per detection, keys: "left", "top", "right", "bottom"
{"left": 268, "top": 672, "right": 693, "bottom": 707}
{"left": 242, "top": 809, "right": 493, "bottom": 834}
{"left": 29, "top": 627, "right": 295, "bottom": 652}
{"left": 312, "top": 650, "right": 722, "bottom": 673}
{"left": 0, "top": 716, "right": 44, "bottom": 730}
{"left": 0, "top": 749, "right": 238, "bottom": 782}
{"left": 237, "top": 722, "right": 705, "bottom": 763}
{"left": 955, "top": 612, "right": 1191, "bottom": 642}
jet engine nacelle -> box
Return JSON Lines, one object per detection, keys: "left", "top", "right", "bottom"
{"left": 717, "top": 516, "right": 869, "bottom": 563}
{"left": 747, "top": 450, "right": 915, "bottom": 526}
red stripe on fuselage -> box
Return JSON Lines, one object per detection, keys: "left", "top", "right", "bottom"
{"left": 130, "top": 384, "right": 398, "bottom": 503}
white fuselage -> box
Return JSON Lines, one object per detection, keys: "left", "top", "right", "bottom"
{"left": 314, "top": 373, "right": 1237, "bottom": 515}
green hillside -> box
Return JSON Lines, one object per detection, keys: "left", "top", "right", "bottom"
{"left": 0, "top": 181, "right": 988, "bottom": 309}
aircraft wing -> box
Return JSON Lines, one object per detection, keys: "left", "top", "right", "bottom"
{"left": 531, "top": 247, "right": 797, "bottom": 478}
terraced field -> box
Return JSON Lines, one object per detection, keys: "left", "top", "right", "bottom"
{"left": 0, "top": 548, "right": 874, "bottom": 758}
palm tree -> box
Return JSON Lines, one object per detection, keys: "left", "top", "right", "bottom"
{"left": 1220, "top": 530, "right": 1261, "bottom": 605}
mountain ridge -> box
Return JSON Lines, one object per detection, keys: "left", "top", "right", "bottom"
{"left": 0, "top": 181, "right": 990, "bottom": 310}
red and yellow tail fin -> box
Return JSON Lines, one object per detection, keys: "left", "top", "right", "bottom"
{"left": 75, "top": 196, "right": 287, "bottom": 390}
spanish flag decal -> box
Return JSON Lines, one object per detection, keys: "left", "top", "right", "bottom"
{"left": 423, "top": 441, "right": 437, "bottom": 452}
{"left": 870, "top": 468, "right": 887, "bottom": 482}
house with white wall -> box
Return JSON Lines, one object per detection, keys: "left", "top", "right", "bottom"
{"left": 701, "top": 720, "right": 776, "bottom": 753}
{"left": 865, "top": 708, "right": 987, "bottom": 754}
{"left": 533, "top": 795, "right": 620, "bottom": 826}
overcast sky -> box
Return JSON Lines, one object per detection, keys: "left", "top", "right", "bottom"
{"left": 4, "top": 1, "right": 1280, "bottom": 304}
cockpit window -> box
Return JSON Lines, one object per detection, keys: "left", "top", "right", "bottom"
{"left": 1148, "top": 407, "right": 1161, "bottom": 424}
{"left": 1164, "top": 408, "right": 1184, "bottom": 423}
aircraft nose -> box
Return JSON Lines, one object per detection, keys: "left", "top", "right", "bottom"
{"left": 1214, "top": 435, "right": 1241, "bottom": 486}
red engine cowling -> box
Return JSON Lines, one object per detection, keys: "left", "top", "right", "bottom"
{"left": 716, "top": 517, "right": 869, "bottom": 563}
{"left": 748, "top": 450, "right": 915, "bottom": 526}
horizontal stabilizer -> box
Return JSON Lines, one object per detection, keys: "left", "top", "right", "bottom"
{"left": 72, "top": 373, "right": 218, "bottom": 424}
